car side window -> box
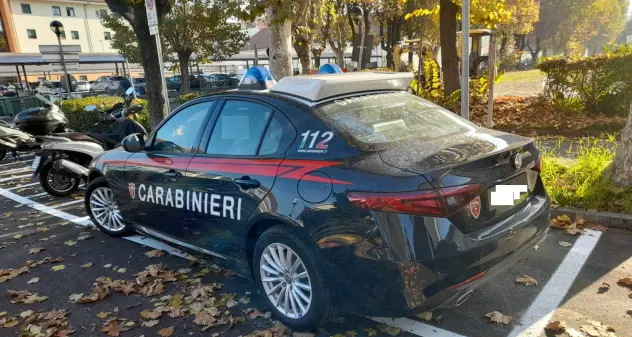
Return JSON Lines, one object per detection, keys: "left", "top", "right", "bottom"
{"left": 205, "top": 100, "right": 272, "bottom": 156}
{"left": 258, "top": 113, "right": 295, "bottom": 155}
{"left": 151, "top": 101, "right": 214, "bottom": 153}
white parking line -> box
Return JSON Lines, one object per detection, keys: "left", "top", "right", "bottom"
{"left": 0, "top": 158, "right": 33, "bottom": 167}
{"left": 509, "top": 230, "right": 602, "bottom": 337}
{"left": 26, "top": 192, "right": 49, "bottom": 198}
{"left": 370, "top": 318, "right": 468, "bottom": 337}
{"left": 6, "top": 182, "right": 39, "bottom": 190}
{"left": 0, "top": 174, "right": 32, "bottom": 182}
{"left": 0, "top": 167, "right": 30, "bottom": 176}
{"left": 50, "top": 199, "right": 83, "bottom": 208}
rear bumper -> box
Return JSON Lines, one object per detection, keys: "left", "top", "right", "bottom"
{"left": 321, "top": 193, "right": 550, "bottom": 317}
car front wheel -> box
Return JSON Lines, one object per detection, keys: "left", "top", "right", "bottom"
{"left": 85, "top": 177, "right": 132, "bottom": 236}
{"left": 253, "top": 226, "right": 334, "bottom": 331}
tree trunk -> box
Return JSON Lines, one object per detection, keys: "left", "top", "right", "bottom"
{"left": 135, "top": 25, "right": 165, "bottom": 128}
{"left": 612, "top": 102, "right": 632, "bottom": 187}
{"left": 439, "top": 0, "right": 459, "bottom": 95}
{"left": 294, "top": 38, "right": 312, "bottom": 74}
{"left": 312, "top": 49, "right": 322, "bottom": 68}
{"left": 335, "top": 48, "right": 344, "bottom": 68}
{"left": 267, "top": 7, "right": 293, "bottom": 80}
{"left": 178, "top": 51, "right": 191, "bottom": 94}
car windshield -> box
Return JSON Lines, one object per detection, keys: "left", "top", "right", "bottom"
{"left": 314, "top": 92, "right": 476, "bottom": 146}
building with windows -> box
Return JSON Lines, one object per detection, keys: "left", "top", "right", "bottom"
{"left": 0, "top": 0, "right": 142, "bottom": 83}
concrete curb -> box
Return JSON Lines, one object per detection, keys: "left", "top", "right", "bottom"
{"left": 550, "top": 207, "right": 632, "bottom": 231}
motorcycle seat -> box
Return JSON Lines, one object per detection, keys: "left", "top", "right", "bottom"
{"left": 52, "top": 132, "right": 103, "bottom": 145}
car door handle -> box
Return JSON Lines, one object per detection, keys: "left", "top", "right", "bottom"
{"left": 164, "top": 170, "right": 182, "bottom": 180}
{"left": 234, "top": 176, "right": 260, "bottom": 189}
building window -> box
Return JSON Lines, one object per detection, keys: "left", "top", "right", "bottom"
{"left": 79, "top": 76, "right": 87, "bottom": 81}
{"left": 21, "top": 4, "right": 31, "bottom": 14}
{"left": 99, "top": 9, "right": 107, "bottom": 17}
{"left": 59, "top": 31, "right": 66, "bottom": 39}
{"left": 52, "top": 6, "right": 61, "bottom": 16}
{"left": 66, "top": 7, "right": 75, "bottom": 17}
{"left": 26, "top": 29, "right": 37, "bottom": 39}
{"left": 104, "top": 32, "right": 112, "bottom": 40}
{"left": 71, "top": 31, "right": 79, "bottom": 40}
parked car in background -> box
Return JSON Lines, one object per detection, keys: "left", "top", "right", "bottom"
{"left": 166, "top": 75, "right": 201, "bottom": 91}
{"left": 76, "top": 81, "right": 91, "bottom": 92}
{"left": 89, "top": 76, "right": 132, "bottom": 96}
{"left": 37, "top": 80, "right": 65, "bottom": 95}
{"left": 133, "top": 77, "right": 147, "bottom": 95}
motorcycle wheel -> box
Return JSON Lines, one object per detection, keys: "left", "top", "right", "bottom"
{"left": 39, "top": 162, "right": 80, "bottom": 197}
{"left": 0, "top": 148, "right": 6, "bottom": 161}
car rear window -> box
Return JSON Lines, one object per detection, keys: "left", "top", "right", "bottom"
{"left": 314, "top": 92, "right": 475, "bottom": 146}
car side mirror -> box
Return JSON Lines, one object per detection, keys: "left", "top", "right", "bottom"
{"left": 121, "top": 133, "right": 145, "bottom": 152}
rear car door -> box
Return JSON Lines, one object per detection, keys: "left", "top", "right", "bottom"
{"left": 124, "top": 100, "right": 216, "bottom": 241}
{"left": 184, "top": 99, "right": 296, "bottom": 260}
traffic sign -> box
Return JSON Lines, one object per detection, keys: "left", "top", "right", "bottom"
{"left": 145, "top": 0, "right": 158, "bottom": 27}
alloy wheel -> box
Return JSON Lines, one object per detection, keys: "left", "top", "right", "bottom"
{"left": 89, "top": 187, "right": 125, "bottom": 231}
{"left": 260, "top": 243, "right": 312, "bottom": 319}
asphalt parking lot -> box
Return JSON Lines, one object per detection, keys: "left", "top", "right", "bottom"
{"left": 0, "top": 155, "right": 630, "bottom": 337}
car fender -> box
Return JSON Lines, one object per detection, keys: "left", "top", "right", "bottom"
{"left": 240, "top": 211, "right": 305, "bottom": 257}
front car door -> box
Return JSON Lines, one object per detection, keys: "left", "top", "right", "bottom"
{"left": 92, "top": 77, "right": 104, "bottom": 92}
{"left": 184, "top": 99, "right": 296, "bottom": 262}
{"left": 122, "top": 100, "right": 217, "bottom": 241}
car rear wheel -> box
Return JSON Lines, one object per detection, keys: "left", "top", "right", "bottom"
{"left": 39, "top": 162, "right": 80, "bottom": 197}
{"left": 85, "top": 177, "right": 132, "bottom": 236}
{"left": 253, "top": 226, "right": 334, "bottom": 331}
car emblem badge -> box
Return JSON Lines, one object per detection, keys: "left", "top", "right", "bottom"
{"left": 469, "top": 196, "right": 481, "bottom": 219}
{"left": 128, "top": 183, "right": 136, "bottom": 199}
{"left": 511, "top": 153, "right": 523, "bottom": 170}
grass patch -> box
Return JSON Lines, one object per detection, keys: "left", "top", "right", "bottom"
{"left": 540, "top": 136, "right": 632, "bottom": 213}
{"left": 497, "top": 69, "right": 545, "bottom": 84}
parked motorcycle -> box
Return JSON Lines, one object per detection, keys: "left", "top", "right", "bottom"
{"left": 32, "top": 87, "right": 147, "bottom": 197}
{"left": 0, "top": 94, "right": 68, "bottom": 161}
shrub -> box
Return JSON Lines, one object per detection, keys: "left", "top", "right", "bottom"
{"left": 539, "top": 136, "right": 632, "bottom": 213}
{"left": 537, "top": 44, "right": 632, "bottom": 116}
{"left": 59, "top": 96, "right": 151, "bottom": 133}
{"left": 176, "top": 92, "right": 201, "bottom": 104}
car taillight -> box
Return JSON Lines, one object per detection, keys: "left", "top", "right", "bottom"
{"left": 347, "top": 184, "right": 485, "bottom": 217}
{"left": 532, "top": 156, "right": 541, "bottom": 172}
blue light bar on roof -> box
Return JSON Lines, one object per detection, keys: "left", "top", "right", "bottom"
{"left": 238, "top": 66, "right": 276, "bottom": 90}
{"left": 317, "top": 64, "right": 343, "bottom": 74}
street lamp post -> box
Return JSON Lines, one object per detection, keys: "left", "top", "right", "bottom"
{"left": 350, "top": 6, "right": 365, "bottom": 71}
{"left": 50, "top": 20, "right": 71, "bottom": 94}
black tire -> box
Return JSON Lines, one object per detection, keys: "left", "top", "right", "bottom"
{"left": 253, "top": 226, "right": 334, "bottom": 331}
{"left": 39, "top": 162, "right": 80, "bottom": 197}
{"left": 85, "top": 177, "right": 133, "bottom": 236}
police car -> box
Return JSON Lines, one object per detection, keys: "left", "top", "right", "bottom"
{"left": 84, "top": 65, "right": 550, "bottom": 330}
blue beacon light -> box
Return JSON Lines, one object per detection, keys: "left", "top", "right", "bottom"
{"left": 317, "top": 64, "right": 343, "bottom": 74}
{"left": 238, "top": 66, "right": 276, "bottom": 90}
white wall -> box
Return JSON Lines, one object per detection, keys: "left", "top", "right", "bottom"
{"left": 9, "top": 0, "right": 115, "bottom": 53}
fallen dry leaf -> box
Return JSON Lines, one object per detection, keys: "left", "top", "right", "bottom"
{"left": 565, "top": 223, "right": 584, "bottom": 236}
{"left": 1, "top": 317, "right": 19, "bottom": 327}
{"left": 19, "top": 310, "right": 33, "bottom": 318}
{"left": 486, "top": 311, "right": 512, "bottom": 325}
{"left": 77, "top": 234, "right": 92, "bottom": 241}
{"left": 101, "top": 319, "right": 130, "bottom": 337}
{"left": 144, "top": 250, "right": 165, "bottom": 258}
{"left": 558, "top": 241, "right": 573, "bottom": 247}
{"left": 117, "top": 268, "right": 126, "bottom": 273}
{"left": 80, "top": 262, "right": 92, "bottom": 268}
{"left": 545, "top": 320, "right": 567, "bottom": 333}
{"left": 26, "top": 277, "right": 39, "bottom": 284}
{"left": 12, "top": 234, "right": 23, "bottom": 239}
{"left": 96, "top": 311, "right": 111, "bottom": 319}
{"left": 618, "top": 277, "right": 632, "bottom": 288}
{"left": 103, "top": 264, "right": 112, "bottom": 268}
{"left": 364, "top": 329, "right": 378, "bottom": 337}
{"left": 376, "top": 324, "right": 401, "bottom": 336}
{"left": 416, "top": 311, "right": 432, "bottom": 321}
{"left": 28, "top": 248, "right": 44, "bottom": 254}
{"left": 587, "top": 224, "right": 608, "bottom": 232}
{"left": 158, "top": 326, "right": 174, "bottom": 337}
{"left": 139, "top": 309, "right": 161, "bottom": 319}
{"left": 516, "top": 275, "right": 538, "bottom": 287}
{"left": 599, "top": 282, "right": 611, "bottom": 292}
{"left": 8, "top": 290, "right": 48, "bottom": 304}
{"left": 63, "top": 240, "right": 76, "bottom": 247}
{"left": 51, "top": 264, "right": 65, "bottom": 271}
{"left": 244, "top": 308, "right": 272, "bottom": 320}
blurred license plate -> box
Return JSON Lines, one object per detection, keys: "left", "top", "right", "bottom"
{"left": 31, "top": 156, "right": 41, "bottom": 170}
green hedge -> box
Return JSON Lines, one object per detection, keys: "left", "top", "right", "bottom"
{"left": 537, "top": 44, "right": 632, "bottom": 116}
{"left": 59, "top": 97, "right": 151, "bottom": 133}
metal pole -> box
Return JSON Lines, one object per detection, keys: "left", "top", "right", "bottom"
{"left": 254, "top": 43, "right": 259, "bottom": 66}
{"left": 21, "top": 64, "right": 29, "bottom": 93}
{"left": 358, "top": 8, "right": 365, "bottom": 71}
{"left": 57, "top": 35, "right": 71, "bottom": 94}
{"left": 154, "top": 32, "right": 169, "bottom": 114}
{"left": 460, "top": 0, "right": 470, "bottom": 119}
{"left": 486, "top": 35, "right": 495, "bottom": 128}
